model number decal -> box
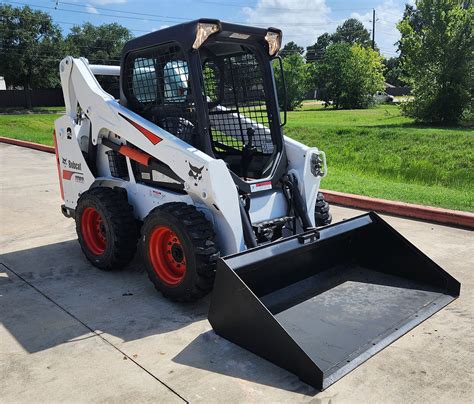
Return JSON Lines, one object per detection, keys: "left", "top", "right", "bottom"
{"left": 250, "top": 181, "right": 272, "bottom": 192}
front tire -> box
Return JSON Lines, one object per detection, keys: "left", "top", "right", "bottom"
{"left": 142, "top": 202, "right": 219, "bottom": 302}
{"left": 76, "top": 187, "right": 138, "bottom": 270}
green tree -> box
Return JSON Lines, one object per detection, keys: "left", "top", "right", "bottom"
{"left": 279, "top": 41, "right": 304, "bottom": 58}
{"left": 314, "top": 43, "right": 385, "bottom": 109}
{"left": 65, "top": 22, "right": 132, "bottom": 96}
{"left": 382, "top": 57, "right": 407, "bottom": 86}
{"left": 332, "top": 18, "right": 372, "bottom": 47}
{"left": 0, "top": 5, "right": 64, "bottom": 96}
{"left": 65, "top": 22, "right": 132, "bottom": 64}
{"left": 306, "top": 19, "right": 372, "bottom": 62}
{"left": 274, "top": 53, "right": 311, "bottom": 111}
{"left": 398, "top": 0, "right": 473, "bottom": 123}
{"left": 306, "top": 33, "right": 332, "bottom": 62}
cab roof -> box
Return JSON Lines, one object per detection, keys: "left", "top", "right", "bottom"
{"left": 121, "top": 18, "right": 281, "bottom": 58}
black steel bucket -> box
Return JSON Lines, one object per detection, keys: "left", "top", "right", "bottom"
{"left": 208, "top": 212, "right": 460, "bottom": 390}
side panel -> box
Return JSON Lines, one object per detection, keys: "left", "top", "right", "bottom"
{"left": 54, "top": 114, "right": 95, "bottom": 208}
{"left": 129, "top": 184, "right": 192, "bottom": 219}
{"left": 248, "top": 190, "right": 287, "bottom": 223}
{"left": 90, "top": 178, "right": 194, "bottom": 220}
{"left": 284, "top": 136, "right": 325, "bottom": 227}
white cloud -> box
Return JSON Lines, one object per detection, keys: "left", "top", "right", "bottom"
{"left": 243, "top": 0, "right": 408, "bottom": 57}
{"left": 243, "top": 0, "right": 337, "bottom": 48}
{"left": 86, "top": 4, "right": 99, "bottom": 14}
{"left": 351, "top": 0, "right": 405, "bottom": 57}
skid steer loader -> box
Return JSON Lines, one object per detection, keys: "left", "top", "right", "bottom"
{"left": 54, "top": 19, "right": 460, "bottom": 390}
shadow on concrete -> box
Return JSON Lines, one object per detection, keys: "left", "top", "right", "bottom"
{"left": 0, "top": 239, "right": 208, "bottom": 353}
{"left": 172, "top": 330, "right": 318, "bottom": 395}
{"left": 1, "top": 239, "right": 318, "bottom": 395}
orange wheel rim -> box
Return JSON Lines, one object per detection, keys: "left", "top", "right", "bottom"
{"left": 81, "top": 207, "right": 106, "bottom": 255}
{"left": 148, "top": 226, "right": 187, "bottom": 285}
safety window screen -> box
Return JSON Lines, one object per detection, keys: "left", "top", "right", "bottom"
{"left": 203, "top": 50, "right": 274, "bottom": 155}
{"left": 125, "top": 44, "right": 197, "bottom": 145}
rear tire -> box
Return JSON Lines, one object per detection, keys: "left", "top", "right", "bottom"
{"left": 315, "top": 192, "right": 332, "bottom": 227}
{"left": 142, "top": 202, "right": 219, "bottom": 302}
{"left": 76, "top": 187, "right": 138, "bottom": 270}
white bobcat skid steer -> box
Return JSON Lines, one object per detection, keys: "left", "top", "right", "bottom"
{"left": 54, "top": 20, "right": 460, "bottom": 390}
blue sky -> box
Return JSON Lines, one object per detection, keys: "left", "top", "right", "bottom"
{"left": 7, "top": 0, "right": 414, "bottom": 57}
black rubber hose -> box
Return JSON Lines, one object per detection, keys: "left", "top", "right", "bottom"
{"left": 288, "top": 175, "right": 313, "bottom": 231}
{"left": 239, "top": 198, "right": 258, "bottom": 248}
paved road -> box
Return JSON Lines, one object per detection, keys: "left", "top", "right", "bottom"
{"left": 1, "top": 143, "right": 473, "bottom": 403}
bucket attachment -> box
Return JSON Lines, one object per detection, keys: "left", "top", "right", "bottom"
{"left": 208, "top": 212, "right": 460, "bottom": 390}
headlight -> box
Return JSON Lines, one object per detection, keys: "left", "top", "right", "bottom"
{"left": 265, "top": 31, "right": 281, "bottom": 56}
{"left": 193, "top": 23, "right": 220, "bottom": 49}
{"left": 310, "top": 153, "right": 327, "bottom": 177}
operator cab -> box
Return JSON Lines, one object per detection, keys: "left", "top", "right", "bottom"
{"left": 120, "top": 20, "right": 286, "bottom": 193}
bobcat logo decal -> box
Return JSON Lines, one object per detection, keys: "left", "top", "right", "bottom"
{"left": 188, "top": 162, "right": 204, "bottom": 184}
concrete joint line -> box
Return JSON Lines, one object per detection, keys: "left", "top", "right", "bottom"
{"left": 1, "top": 262, "right": 189, "bottom": 403}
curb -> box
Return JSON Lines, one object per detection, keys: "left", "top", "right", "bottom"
{"left": 0, "top": 136, "right": 55, "bottom": 153}
{"left": 321, "top": 189, "right": 474, "bottom": 230}
{"left": 1, "top": 136, "right": 472, "bottom": 229}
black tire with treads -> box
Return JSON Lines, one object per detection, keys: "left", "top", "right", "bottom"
{"left": 76, "top": 187, "right": 138, "bottom": 270}
{"left": 315, "top": 191, "right": 332, "bottom": 227}
{"left": 142, "top": 202, "right": 219, "bottom": 302}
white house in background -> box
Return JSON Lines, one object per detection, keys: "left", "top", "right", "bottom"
{"left": 0, "top": 77, "right": 6, "bottom": 90}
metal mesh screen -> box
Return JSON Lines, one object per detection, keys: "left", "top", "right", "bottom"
{"left": 106, "top": 150, "right": 128, "bottom": 179}
{"left": 203, "top": 50, "right": 274, "bottom": 155}
{"left": 125, "top": 44, "right": 197, "bottom": 145}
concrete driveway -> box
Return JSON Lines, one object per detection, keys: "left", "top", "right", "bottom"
{"left": 1, "top": 143, "right": 473, "bottom": 403}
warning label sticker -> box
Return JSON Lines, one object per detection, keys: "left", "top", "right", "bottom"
{"left": 250, "top": 181, "right": 272, "bottom": 193}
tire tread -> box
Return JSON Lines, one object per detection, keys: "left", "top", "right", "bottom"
{"left": 143, "top": 202, "right": 219, "bottom": 302}
{"left": 315, "top": 192, "right": 332, "bottom": 227}
{"left": 76, "top": 187, "right": 138, "bottom": 270}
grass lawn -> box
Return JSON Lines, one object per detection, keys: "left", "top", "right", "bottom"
{"left": 0, "top": 112, "right": 62, "bottom": 146}
{"left": 285, "top": 103, "right": 473, "bottom": 212}
{"left": 0, "top": 104, "right": 472, "bottom": 211}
